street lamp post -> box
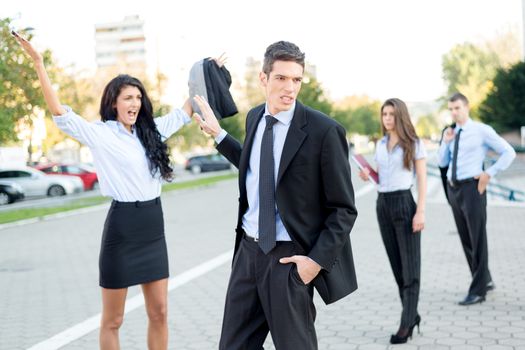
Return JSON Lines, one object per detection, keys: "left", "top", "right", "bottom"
{"left": 523, "top": 0, "right": 525, "bottom": 60}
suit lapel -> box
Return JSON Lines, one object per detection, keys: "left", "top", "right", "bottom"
{"left": 239, "top": 105, "right": 265, "bottom": 193}
{"left": 277, "top": 102, "right": 308, "bottom": 185}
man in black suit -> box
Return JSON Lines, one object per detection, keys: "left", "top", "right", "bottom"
{"left": 193, "top": 41, "right": 358, "bottom": 350}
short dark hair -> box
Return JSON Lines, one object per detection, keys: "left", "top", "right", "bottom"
{"left": 449, "top": 92, "right": 469, "bottom": 105}
{"left": 262, "top": 41, "right": 305, "bottom": 75}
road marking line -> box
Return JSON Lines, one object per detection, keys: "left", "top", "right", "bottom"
{"left": 27, "top": 250, "right": 233, "bottom": 350}
{"left": 355, "top": 183, "right": 375, "bottom": 198}
{"left": 25, "top": 179, "right": 440, "bottom": 350}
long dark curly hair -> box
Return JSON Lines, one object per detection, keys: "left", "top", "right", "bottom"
{"left": 99, "top": 74, "right": 173, "bottom": 181}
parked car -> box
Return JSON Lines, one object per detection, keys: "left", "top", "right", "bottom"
{"left": 0, "top": 167, "right": 84, "bottom": 197}
{"left": 185, "top": 153, "right": 231, "bottom": 174}
{"left": 0, "top": 181, "right": 25, "bottom": 205}
{"left": 35, "top": 163, "right": 99, "bottom": 190}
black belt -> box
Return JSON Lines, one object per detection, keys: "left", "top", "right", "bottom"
{"left": 242, "top": 231, "right": 292, "bottom": 245}
{"left": 448, "top": 177, "right": 477, "bottom": 188}
{"left": 378, "top": 189, "right": 412, "bottom": 197}
{"left": 243, "top": 232, "right": 259, "bottom": 242}
{"left": 112, "top": 197, "right": 161, "bottom": 208}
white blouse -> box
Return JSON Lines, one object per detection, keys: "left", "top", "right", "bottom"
{"left": 374, "top": 136, "right": 427, "bottom": 193}
{"left": 53, "top": 106, "right": 190, "bottom": 202}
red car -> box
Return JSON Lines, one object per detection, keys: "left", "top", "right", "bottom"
{"left": 35, "top": 163, "right": 99, "bottom": 190}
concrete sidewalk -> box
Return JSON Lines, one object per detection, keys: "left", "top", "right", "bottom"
{"left": 1, "top": 178, "right": 524, "bottom": 349}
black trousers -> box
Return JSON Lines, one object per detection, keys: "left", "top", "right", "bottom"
{"left": 377, "top": 190, "right": 420, "bottom": 328}
{"left": 219, "top": 235, "right": 317, "bottom": 350}
{"left": 447, "top": 180, "right": 491, "bottom": 296}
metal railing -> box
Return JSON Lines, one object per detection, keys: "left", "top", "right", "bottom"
{"left": 427, "top": 164, "right": 524, "bottom": 202}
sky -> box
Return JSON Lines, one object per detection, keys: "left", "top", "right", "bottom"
{"left": 4, "top": 0, "right": 524, "bottom": 106}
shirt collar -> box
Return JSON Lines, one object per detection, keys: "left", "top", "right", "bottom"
{"left": 455, "top": 118, "right": 472, "bottom": 131}
{"left": 381, "top": 134, "right": 401, "bottom": 152}
{"left": 263, "top": 102, "right": 295, "bottom": 126}
{"left": 106, "top": 120, "right": 135, "bottom": 136}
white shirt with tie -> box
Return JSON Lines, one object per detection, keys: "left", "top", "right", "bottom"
{"left": 438, "top": 118, "right": 516, "bottom": 180}
{"left": 216, "top": 103, "right": 295, "bottom": 241}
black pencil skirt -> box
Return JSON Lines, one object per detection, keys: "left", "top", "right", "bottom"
{"left": 99, "top": 197, "right": 169, "bottom": 289}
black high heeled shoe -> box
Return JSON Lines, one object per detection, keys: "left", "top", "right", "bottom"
{"left": 390, "top": 315, "right": 421, "bottom": 344}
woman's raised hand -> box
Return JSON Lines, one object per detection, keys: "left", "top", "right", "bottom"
{"left": 210, "top": 52, "right": 227, "bottom": 68}
{"left": 12, "top": 31, "right": 43, "bottom": 64}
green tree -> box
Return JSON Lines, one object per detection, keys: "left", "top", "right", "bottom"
{"left": 350, "top": 103, "right": 381, "bottom": 137}
{"left": 415, "top": 113, "right": 440, "bottom": 138}
{"left": 1, "top": 17, "right": 98, "bottom": 161}
{"left": 0, "top": 18, "right": 50, "bottom": 145}
{"left": 43, "top": 68, "right": 97, "bottom": 156}
{"left": 218, "top": 114, "right": 244, "bottom": 141}
{"left": 479, "top": 61, "right": 525, "bottom": 132}
{"left": 298, "top": 75, "right": 332, "bottom": 116}
{"left": 332, "top": 96, "right": 381, "bottom": 137}
{"left": 441, "top": 29, "right": 521, "bottom": 119}
{"left": 441, "top": 42, "right": 500, "bottom": 118}
{"left": 243, "top": 57, "right": 265, "bottom": 108}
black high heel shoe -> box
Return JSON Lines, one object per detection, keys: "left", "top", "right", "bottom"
{"left": 390, "top": 315, "right": 421, "bottom": 344}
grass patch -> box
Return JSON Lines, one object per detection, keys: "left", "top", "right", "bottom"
{"left": 0, "top": 173, "right": 237, "bottom": 225}
{"left": 163, "top": 173, "right": 237, "bottom": 191}
{"left": 0, "top": 196, "right": 110, "bottom": 224}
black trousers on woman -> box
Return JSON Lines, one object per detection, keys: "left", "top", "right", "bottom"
{"left": 377, "top": 190, "right": 420, "bottom": 328}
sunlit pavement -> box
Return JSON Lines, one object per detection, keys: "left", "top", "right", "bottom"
{"left": 1, "top": 169, "right": 524, "bottom": 349}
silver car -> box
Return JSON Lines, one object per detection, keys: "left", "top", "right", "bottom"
{"left": 0, "top": 167, "right": 84, "bottom": 197}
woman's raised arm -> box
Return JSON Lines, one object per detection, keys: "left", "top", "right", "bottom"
{"left": 13, "top": 31, "right": 66, "bottom": 116}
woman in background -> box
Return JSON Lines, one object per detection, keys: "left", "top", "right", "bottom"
{"left": 359, "top": 98, "right": 427, "bottom": 344}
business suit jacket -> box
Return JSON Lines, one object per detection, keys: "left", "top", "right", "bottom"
{"left": 216, "top": 101, "right": 358, "bottom": 304}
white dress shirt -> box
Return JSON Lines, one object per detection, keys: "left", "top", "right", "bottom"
{"left": 53, "top": 106, "right": 190, "bottom": 202}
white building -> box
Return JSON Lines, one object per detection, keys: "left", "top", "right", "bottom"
{"left": 94, "top": 15, "right": 146, "bottom": 69}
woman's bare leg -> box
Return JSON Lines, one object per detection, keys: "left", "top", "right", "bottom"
{"left": 100, "top": 287, "right": 128, "bottom": 350}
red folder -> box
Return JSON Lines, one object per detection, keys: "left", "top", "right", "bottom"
{"left": 351, "top": 154, "right": 379, "bottom": 184}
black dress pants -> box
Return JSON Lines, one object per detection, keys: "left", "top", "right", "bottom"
{"left": 447, "top": 180, "right": 492, "bottom": 296}
{"left": 219, "top": 235, "right": 317, "bottom": 350}
{"left": 377, "top": 190, "right": 420, "bottom": 328}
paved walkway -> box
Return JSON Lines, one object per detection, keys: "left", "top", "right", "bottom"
{"left": 1, "top": 173, "right": 524, "bottom": 349}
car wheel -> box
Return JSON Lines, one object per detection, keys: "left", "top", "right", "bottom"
{"left": 191, "top": 165, "right": 202, "bottom": 174}
{"left": 0, "top": 192, "right": 9, "bottom": 205}
{"left": 92, "top": 181, "right": 99, "bottom": 190}
{"left": 48, "top": 185, "right": 66, "bottom": 197}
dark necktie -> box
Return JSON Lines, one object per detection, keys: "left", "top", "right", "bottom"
{"left": 451, "top": 128, "right": 462, "bottom": 183}
{"left": 258, "top": 115, "right": 278, "bottom": 254}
